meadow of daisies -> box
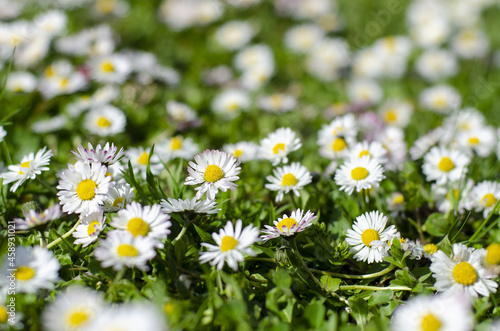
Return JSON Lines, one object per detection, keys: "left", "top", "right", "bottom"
{"left": 3, "top": 0, "right": 500, "bottom": 330}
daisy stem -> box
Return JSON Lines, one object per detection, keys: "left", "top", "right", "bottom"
{"left": 338, "top": 285, "right": 412, "bottom": 292}
{"left": 36, "top": 177, "right": 58, "bottom": 195}
{"left": 107, "top": 268, "right": 127, "bottom": 300}
{"left": 309, "top": 264, "right": 396, "bottom": 280}
{"left": 172, "top": 219, "right": 191, "bottom": 245}
{"left": 290, "top": 193, "right": 300, "bottom": 209}
{"left": 469, "top": 198, "right": 500, "bottom": 243}
{"left": 46, "top": 220, "right": 81, "bottom": 249}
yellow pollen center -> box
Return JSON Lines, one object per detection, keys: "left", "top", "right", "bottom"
{"left": 452, "top": 261, "right": 477, "bottom": 286}
{"left": 281, "top": 173, "right": 298, "bottom": 187}
{"left": 433, "top": 97, "right": 446, "bottom": 108}
{"left": 68, "top": 311, "right": 89, "bottom": 327}
{"left": 170, "top": 137, "right": 183, "bottom": 150}
{"left": 393, "top": 194, "right": 404, "bottom": 204}
{"left": 76, "top": 179, "right": 97, "bottom": 201}
{"left": 112, "top": 197, "right": 124, "bottom": 208}
{"left": 438, "top": 157, "right": 455, "bottom": 172}
{"left": 351, "top": 167, "right": 369, "bottom": 180}
{"left": 233, "top": 149, "right": 243, "bottom": 157}
{"left": 361, "top": 229, "right": 379, "bottom": 247}
{"left": 101, "top": 61, "right": 115, "bottom": 73}
{"left": 87, "top": 220, "right": 100, "bottom": 236}
{"left": 486, "top": 243, "right": 500, "bottom": 265}
{"left": 220, "top": 236, "right": 238, "bottom": 252}
{"left": 468, "top": 137, "right": 479, "bottom": 145}
{"left": 204, "top": 165, "right": 224, "bottom": 183}
{"left": 97, "top": 117, "right": 111, "bottom": 128}
{"left": 358, "top": 150, "right": 370, "bottom": 158}
{"left": 164, "top": 303, "right": 175, "bottom": 315}
{"left": 276, "top": 217, "right": 298, "bottom": 232}
{"left": 44, "top": 66, "right": 55, "bottom": 77}
{"left": 60, "top": 78, "right": 69, "bottom": 88}
{"left": 117, "top": 244, "right": 138, "bottom": 257}
{"left": 424, "top": 244, "right": 438, "bottom": 255}
{"left": 481, "top": 193, "right": 497, "bottom": 208}
{"left": 385, "top": 110, "right": 397, "bottom": 122}
{"left": 332, "top": 137, "right": 347, "bottom": 152}
{"left": 273, "top": 143, "right": 285, "bottom": 154}
{"left": 127, "top": 217, "right": 150, "bottom": 237}
{"left": 0, "top": 306, "right": 7, "bottom": 324}
{"left": 227, "top": 102, "right": 239, "bottom": 111}
{"left": 399, "top": 238, "right": 406, "bottom": 243}
{"left": 270, "top": 95, "right": 284, "bottom": 108}
{"left": 19, "top": 161, "right": 31, "bottom": 175}
{"left": 137, "top": 152, "right": 149, "bottom": 166}
{"left": 421, "top": 313, "right": 442, "bottom": 331}
{"left": 15, "top": 266, "right": 35, "bottom": 281}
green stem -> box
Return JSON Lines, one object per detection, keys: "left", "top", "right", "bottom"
{"left": 469, "top": 199, "right": 500, "bottom": 243}
{"left": 339, "top": 285, "right": 412, "bottom": 291}
{"left": 0, "top": 47, "right": 15, "bottom": 103}
{"left": 310, "top": 264, "right": 396, "bottom": 280}
{"left": 217, "top": 271, "right": 224, "bottom": 296}
{"left": 171, "top": 220, "right": 191, "bottom": 245}
{"left": 107, "top": 268, "right": 126, "bottom": 300}
{"left": 290, "top": 193, "right": 300, "bottom": 209}
{"left": 36, "top": 177, "right": 58, "bottom": 195}
{"left": 473, "top": 215, "right": 500, "bottom": 243}
{"left": 46, "top": 220, "right": 81, "bottom": 249}
{"left": 245, "top": 257, "right": 277, "bottom": 264}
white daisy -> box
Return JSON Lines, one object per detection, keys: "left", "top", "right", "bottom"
{"left": 31, "top": 115, "right": 67, "bottom": 134}
{"left": 214, "top": 20, "right": 255, "bottom": 51}
{"left": 390, "top": 293, "right": 473, "bottom": 331}
{"left": 102, "top": 182, "right": 135, "bottom": 212}
{"left": 347, "top": 78, "right": 383, "bottom": 105}
{"left": 110, "top": 202, "right": 171, "bottom": 248}
{"left": 126, "top": 146, "right": 164, "bottom": 180}
{"left": 184, "top": 149, "right": 241, "bottom": 200}
{"left": 422, "top": 146, "right": 470, "bottom": 185}
{"left": 38, "top": 60, "right": 87, "bottom": 99}
{"left": 73, "top": 209, "right": 106, "bottom": 247}
{"left": 457, "top": 127, "right": 496, "bottom": 158}
{"left": 261, "top": 209, "right": 317, "bottom": 242}
{"left": 345, "top": 211, "right": 397, "bottom": 264}
{"left": 223, "top": 141, "right": 259, "bottom": 162}
{"left": 386, "top": 192, "right": 405, "bottom": 212}
{"left": 284, "top": 23, "right": 325, "bottom": 54}
{"left": 430, "top": 243, "right": 498, "bottom": 297}
{"left": 432, "top": 179, "right": 474, "bottom": 215}
{"left": 257, "top": 93, "right": 297, "bottom": 113}
{"left": 419, "top": 85, "right": 461, "bottom": 113}
{"left": 465, "top": 181, "right": 500, "bottom": 218}
{"left": 57, "top": 161, "right": 112, "bottom": 216}
{"left": 317, "top": 113, "right": 358, "bottom": 146}
{"left": 166, "top": 100, "right": 199, "bottom": 125}
{"left": 347, "top": 141, "right": 388, "bottom": 165}
{"left": 156, "top": 136, "right": 199, "bottom": 162}
{"left": 259, "top": 127, "right": 302, "bottom": 166}
{"left": 452, "top": 27, "right": 489, "bottom": 59}
{"left": 0, "top": 246, "right": 60, "bottom": 293}
{"left": 211, "top": 89, "right": 250, "bottom": 119}
{"left": 42, "top": 286, "right": 106, "bottom": 331}
{"left": 84, "top": 105, "right": 127, "bottom": 137}
{"left": 376, "top": 126, "right": 407, "bottom": 171}
{"left": 160, "top": 197, "right": 219, "bottom": 214}
{"left": 90, "top": 53, "right": 132, "bottom": 84}
{"left": 377, "top": 99, "right": 414, "bottom": 128}
{"left": 199, "top": 219, "right": 259, "bottom": 271}
{"left": 72, "top": 142, "right": 124, "bottom": 166}
{"left": 6, "top": 71, "right": 37, "bottom": 93}
{"left": 415, "top": 48, "right": 458, "bottom": 82}
{"left": 265, "top": 162, "right": 312, "bottom": 202}
{"left": 306, "top": 38, "right": 350, "bottom": 81}
{"left": 410, "top": 128, "right": 445, "bottom": 160}
{"left": 15, "top": 204, "right": 62, "bottom": 230}
{"left": 334, "top": 156, "right": 385, "bottom": 195}
{"left": 94, "top": 230, "right": 157, "bottom": 271}
{"left": 1, "top": 146, "right": 53, "bottom": 192}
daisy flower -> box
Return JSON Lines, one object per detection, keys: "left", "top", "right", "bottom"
{"left": 258, "top": 93, "right": 297, "bottom": 113}
{"left": 57, "top": 161, "right": 112, "bottom": 216}
{"left": 214, "top": 20, "right": 255, "bottom": 51}
{"left": 422, "top": 146, "right": 470, "bottom": 185}
{"left": 347, "top": 78, "right": 383, "bottom": 105}
{"left": 110, "top": 202, "right": 171, "bottom": 248}
{"left": 42, "top": 286, "right": 106, "bottom": 331}
{"left": 430, "top": 243, "right": 498, "bottom": 297}
{"left": 410, "top": 128, "right": 445, "bottom": 160}
{"left": 259, "top": 127, "right": 302, "bottom": 166}
{"left": 166, "top": 100, "right": 199, "bottom": 126}
{"left": 390, "top": 293, "right": 473, "bottom": 331}
{"left": 284, "top": 23, "right": 325, "bottom": 54}
{"left": 377, "top": 99, "right": 413, "bottom": 128}
{"left": 457, "top": 127, "right": 496, "bottom": 157}
{"left": 126, "top": 146, "right": 164, "bottom": 180}
{"left": 415, "top": 48, "right": 458, "bottom": 82}
{"left": 211, "top": 89, "right": 250, "bottom": 119}
{"left": 334, "top": 156, "right": 385, "bottom": 195}
{"left": 386, "top": 192, "right": 405, "bottom": 212}
{"left": 265, "top": 162, "right": 312, "bottom": 202}
{"left": 465, "top": 181, "right": 500, "bottom": 218}
{"left": 199, "top": 219, "right": 259, "bottom": 271}
{"left": 90, "top": 53, "right": 132, "bottom": 84}
{"left": 15, "top": 204, "right": 62, "bottom": 230}
{"left": 72, "top": 142, "right": 124, "bottom": 166}
{"left": 73, "top": 209, "right": 106, "bottom": 247}
{"left": 317, "top": 114, "right": 358, "bottom": 146}
{"left": 345, "top": 211, "right": 397, "bottom": 264}
{"left": 6, "top": 71, "right": 37, "bottom": 93}
{"left": 102, "top": 182, "right": 135, "bottom": 212}
{"left": 1, "top": 146, "right": 53, "bottom": 192}
{"left": 94, "top": 230, "right": 157, "bottom": 271}
{"left": 419, "top": 85, "right": 461, "bottom": 113}
{"left": 160, "top": 197, "right": 219, "bottom": 214}
{"left": 261, "top": 209, "right": 317, "bottom": 242}
{"left": 184, "top": 150, "right": 241, "bottom": 200}
{"left": 84, "top": 105, "right": 127, "bottom": 137}
{"left": 156, "top": 136, "right": 199, "bottom": 162}
{"left": 0, "top": 246, "right": 60, "bottom": 293}
{"left": 223, "top": 141, "right": 259, "bottom": 162}
{"left": 347, "top": 140, "right": 388, "bottom": 165}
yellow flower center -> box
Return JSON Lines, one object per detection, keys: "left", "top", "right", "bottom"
{"left": 468, "top": 137, "right": 479, "bottom": 145}
{"left": 170, "top": 137, "right": 183, "bottom": 150}
{"left": 351, "top": 167, "right": 369, "bottom": 180}
{"left": 97, "top": 117, "right": 111, "bottom": 128}
{"left": 0, "top": 306, "right": 7, "bottom": 324}
{"left": 105, "top": 172, "right": 113, "bottom": 180}
{"left": 385, "top": 110, "right": 397, "bottom": 122}
{"left": 424, "top": 244, "right": 438, "bottom": 256}
{"left": 270, "top": 94, "right": 284, "bottom": 108}
{"left": 233, "top": 149, "right": 243, "bottom": 157}
{"left": 204, "top": 165, "right": 224, "bottom": 183}
{"left": 19, "top": 160, "right": 31, "bottom": 175}
{"left": 481, "top": 193, "right": 497, "bottom": 208}
{"left": 332, "top": 137, "right": 347, "bottom": 152}
{"left": 437, "top": 157, "right": 454, "bottom": 172}
{"left": 276, "top": 217, "right": 298, "bottom": 232}
{"left": 60, "top": 78, "right": 69, "bottom": 89}
{"left": 281, "top": 173, "right": 298, "bottom": 187}
{"left": 96, "top": 0, "right": 115, "bottom": 13}
{"left": 15, "top": 266, "right": 35, "bottom": 281}
{"left": 76, "top": 179, "right": 97, "bottom": 201}
{"left": 164, "top": 303, "right": 175, "bottom": 315}
{"left": 127, "top": 217, "right": 150, "bottom": 237}
{"left": 44, "top": 66, "right": 55, "bottom": 77}
{"left": 87, "top": 220, "right": 101, "bottom": 236}
{"left": 227, "top": 102, "right": 239, "bottom": 111}
{"left": 112, "top": 197, "right": 124, "bottom": 208}
{"left": 67, "top": 310, "right": 89, "bottom": 327}
{"left": 421, "top": 313, "right": 442, "bottom": 331}
{"left": 137, "top": 152, "right": 149, "bottom": 166}
{"left": 393, "top": 194, "right": 404, "bottom": 205}
{"left": 358, "top": 150, "right": 370, "bottom": 158}
{"left": 273, "top": 143, "right": 285, "bottom": 154}
{"left": 486, "top": 243, "right": 500, "bottom": 265}
{"left": 433, "top": 97, "right": 446, "bottom": 108}
{"left": 452, "top": 261, "right": 477, "bottom": 286}
{"left": 361, "top": 229, "right": 379, "bottom": 247}
{"left": 117, "top": 244, "right": 138, "bottom": 257}
{"left": 101, "top": 61, "right": 115, "bottom": 73}
{"left": 220, "top": 235, "right": 238, "bottom": 252}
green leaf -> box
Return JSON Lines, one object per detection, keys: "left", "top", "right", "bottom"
{"left": 424, "top": 213, "right": 449, "bottom": 237}
{"left": 348, "top": 296, "right": 369, "bottom": 326}
{"left": 304, "top": 299, "right": 326, "bottom": 329}
{"left": 320, "top": 275, "right": 341, "bottom": 292}
{"left": 193, "top": 224, "right": 213, "bottom": 243}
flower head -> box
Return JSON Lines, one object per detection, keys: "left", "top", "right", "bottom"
{"left": 15, "top": 204, "right": 62, "bottom": 230}
{"left": 334, "top": 156, "right": 385, "bottom": 195}
{"left": 261, "top": 209, "right": 317, "bottom": 242}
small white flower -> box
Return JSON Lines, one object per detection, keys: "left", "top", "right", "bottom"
{"left": 257, "top": 93, "right": 297, "bottom": 113}
{"left": 386, "top": 192, "right": 405, "bottom": 212}
{"left": 15, "top": 204, "right": 62, "bottom": 230}
{"left": 223, "top": 141, "right": 259, "bottom": 162}
{"left": 84, "top": 105, "right": 127, "bottom": 137}
{"left": 156, "top": 136, "right": 199, "bottom": 162}
{"left": 102, "top": 182, "right": 135, "bottom": 212}
{"left": 415, "top": 48, "right": 458, "bottom": 82}
{"left": 261, "top": 209, "right": 316, "bottom": 242}
{"left": 184, "top": 149, "right": 241, "bottom": 200}
{"left": 38, "top": 60, "right": 87, "bottom": 99}
{"left": 377, "top": 99, "right": 414, "bottom": 127}
{"left": 72, "top": 142, "right": 124, "bottom": 166}
{"left": 465, "top": 181, "right": 500, "bottom": 218}
{"left": 214, "top": 20, "right": 255, "bottom": 51}
{"left": 419, "top": 85, "right": 461, "bottom": 113}
{"left": 410, "top": 128, "right": 445, "bottom": 160}
{"left": 334, "top": 156, "right": 385, "bottom": 195}
{"left": 160, "top": 197, "right": 219, "bottom": 214}
{"left": 94, "top": 230, "right": 157, "bottom": 271}
{"left": 73, "top": 209, "right": 106, "bottom": 247}
{"left": 430, "top": 243, "right": 498, "bottom": 297}
{"left": 166, "top": 100, "right": 198, "bottom": 124}
{"left": 199, "top": 219, "right": 259, "bottom": 271}
{"left": 90, "top": 53, "right": 132, "bottom": 84}
{"left": 347, "top": 78, "right": 383, "bottom": 105}
{"left": 126, "top": 146, "right": 164, "bottom": 180}
{"left": 284, "top": 23, "right": 325, "bottom": 54}
{"left": 452, "top": 27, "right": 489, "bottom": 59}
{"left": 265, "top": 162, "right": 312, "bottom": 202}
{"left": 422, "top": 146, "right": 470, "bottom": 185}
{"left": 259, "top": 127, "right": 302, "bottom": 166}
{"left": 6, "top": 71, "right": 37, "bottom": 93}
{"left": 457, "top": 127, "right": 496, "bottom": 158}
{"left": 345, "top": 211, "right": 397, "bottom": 264}
{"left": 347, "top": 141, "right": 388, "bottom": 165}
{"left": 211, "top": 89, "right": 250, "bottom": 119}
